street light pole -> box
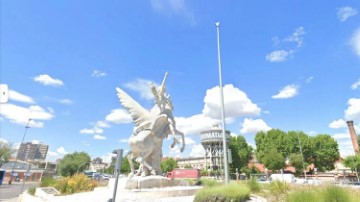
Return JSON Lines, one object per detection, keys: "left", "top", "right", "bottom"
{"left": 216, "top": 22, "right": 229, "bottom": 184}
{"left": 9, "top": 119, "right": 31, "bottom": 185}
{"left": 297, "top": 132, "right": 307, "bottom": 181}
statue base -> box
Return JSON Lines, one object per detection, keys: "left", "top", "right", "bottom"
{"left": 125, "top": 175, "right": 188, "bottom": 189}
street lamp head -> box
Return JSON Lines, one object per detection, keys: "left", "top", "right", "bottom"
{"left": 215, "top": 22, "right": 220, "bottom": 27}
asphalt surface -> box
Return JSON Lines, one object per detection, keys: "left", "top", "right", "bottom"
{"left": 0, "top": 181, "right": 39, "bottom": 201}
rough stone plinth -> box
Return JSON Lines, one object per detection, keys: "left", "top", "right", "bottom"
{"left": 125, "top": 176, "right": 188, "bottom": 189}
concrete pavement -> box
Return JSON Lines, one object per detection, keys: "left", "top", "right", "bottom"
{"left": 0, "top": 182, "right": 39, "bottom": 202}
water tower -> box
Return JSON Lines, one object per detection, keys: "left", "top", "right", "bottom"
{"left": 200, "top": 124, "right": 230, "bottom": 171}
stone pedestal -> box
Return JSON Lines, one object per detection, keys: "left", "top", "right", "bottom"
{"left": 125, "top": 176, "right": 188, "bottom": 189}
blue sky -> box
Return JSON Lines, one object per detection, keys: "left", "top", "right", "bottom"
{"left": 1, "top": 1, "right": 360, "bottom": 163}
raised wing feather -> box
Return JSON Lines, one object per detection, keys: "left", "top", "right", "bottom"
{"left": 116, "top": 87, "right": 150, "bottom": 127}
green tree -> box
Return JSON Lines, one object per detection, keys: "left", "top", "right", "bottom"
{"left": 240, "top": 165, "right": 260, "bottom": 178}
{"left": 312, "top": 134, "right": 340, "bottom": 172}
{"left": 262, "top": 148, "right": 285, "bottom": 171}
{"left": 288, "top": 153, "right": 306, "bottom": 175}
{"left": 57, "top": 151, "right": 91, "bottom": 177}
{"left": 255, "top": 129, "right": 287, "bottom": 163}
{"left": 229, "top": 135, "right": 253, "bottom": 173}
{"left": 160, "top": 157, "right": 178, "bottom": 173}
{"left": 0, "top": 141, "right": 15, "bottom": 166}
{"left": 184, "top": 164, "right": 192, "bottom": 168}
{"left": 344, "top": 155, "right": 360, "bottom": 173}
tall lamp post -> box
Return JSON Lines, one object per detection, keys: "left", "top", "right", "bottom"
{"left": 297, "top": 132, "right": 307, "bottom": 181}
{"left": 216, "top": 22, "right": 229, "bottom": 184}
{"left": 9, "top": 119, "right": 31, "bottom": 185}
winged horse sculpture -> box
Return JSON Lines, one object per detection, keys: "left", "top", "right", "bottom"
{"left": 116, "top": 72, "right": 185, "bottom": 177}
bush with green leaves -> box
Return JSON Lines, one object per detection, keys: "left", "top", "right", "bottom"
{"left": 197, "top": 178, "right": 220, "bottom": 187}
{"left": 246, "top": 177, "right": 261, "bottom": 192}
{"left": 285, "top": 185, "right": 359, "bottom": 202}
{"left": 41, "top": 177, "right": 57, "bottom": 187}
{"left": 28, "top": 187, "right": 36, "bottom": 195}
{"left": 286, "top": 188, "right": 319, "bottom": 202}
{"left": 269, "top": 180, "right": 289, "bottom": 196}
{"left": 322, "top": 185, "right": 350, "bottom": 202}
{"left": 54, "top": 173, "right": 98, "bottom": 194}
{"left": 194, "top": 183, "right": 250, "bottom": 202}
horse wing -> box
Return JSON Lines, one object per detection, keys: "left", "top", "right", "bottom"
{"left": 116, "top": 87, "right": 150, "bottom": 127}
{"left": 151, "top": 114, "right": 170, "bottom": 138}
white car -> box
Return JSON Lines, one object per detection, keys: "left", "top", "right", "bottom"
{"left": 269, "top": 174, "right": 296, "bottom": 183}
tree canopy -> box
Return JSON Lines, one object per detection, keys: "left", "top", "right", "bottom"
{"left": 160, "top": 157, "right": 178, "bottom": 173}
{"left": 0, "top": 141, "right": 15, "bottom": 166}
{"left": 255, "top": 129, "right": 340, "bottom": 172}
{"left": 344, "top": 155, "right": 360, "bottom": 173}
{"left": 57, "top": 151, "right": 91, "bottom": 177}
{"left": 228, "top": 135, "right": 253, "bottom": 173}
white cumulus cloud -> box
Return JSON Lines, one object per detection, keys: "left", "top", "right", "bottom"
{"left": 59, "top": 99, "right": 73, "bottom": 105}
{"left": 329, "top": 119, "right": 347, "bottom": 129}
{"left": 101, "top": 152, "right": 115, "bottom": 164}
{"left": 240, "top": 118, "right": 271, "bottom": 134}
{"left": 175, "top": 114, "right": 219, "bottom": 135}
{"left": 9, "top": 90, "right": 35, "bottom": 104}
{"left": 351, "top": 28, "right": 360, "bottom": 57}
{"left": 47, "top": 151, "right": 59, "bottom": 157}
{"left": 33, "top": 74, "right": 64, "bottom": 87}
{"left": 332, "top": 133, "right": 351, "bottom": 140}
{"left": 189, "top": 144, "right": 205, "bottom": 157}
{"left": 266, "top": 27, "right": 305, "bottom": 62}
{"left": 345, "top": 98, "right": 360, "bottom": 121}
{"left": 352, "top": 78, "right": 360, "bottom": 90}
{"left": 184, "top": 137, "right": 195, "bottom": 145}
{"left": 94, "top": 134, "right": 106, "bottom": 140}
{"left": 284, "top": 27, "right": 306, "bottom": 48}
{"left": 337, "top": 140, "right": 355, "bottom": 158}
{"left": 56, "top": 147, "right": 68, "bottom": 155}
{"left": 80, "top": 127, "right": 104, "bottom": 134}
{"left": 105, "top": 109, "right": 132, "bottom": 124}
{"left": 266, "top": 50, "right": 292, "bottom": 62}
{"left": 91, "top": 70, "right": 107, "bottom": 77}
{"left": 203, "top": 84, "right": 261, "bottom": 120}
{"left": 272, "top": 84, "right": 299, "bottom": 99}
{"left": 118, "top": 138, "right": 129, "bottom": 143}
{"left": 124, "top": 78, "right": 156, "bottom": 100}
{"left": 0, "top": 104, "right": 54, "bottom": 128}
{"left": 95, "top": 121, "right": 110, "bottom": 128}
{"left": 337, "top": 7, "right": 357, "bottom": 22}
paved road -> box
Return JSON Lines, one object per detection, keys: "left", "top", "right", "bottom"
{"left": 0, "top": 182, "right": 39, "bottom": 201}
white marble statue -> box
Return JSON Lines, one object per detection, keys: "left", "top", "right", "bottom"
{"left": 116, "top": 72, "right": 185, "bottom": 177}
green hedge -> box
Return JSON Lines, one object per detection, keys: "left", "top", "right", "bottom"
{"left": 194, "top": 183, "right": 250, "bottom": 202}
{"left": 286, "top": 185, "right": 357, "bottom": 202}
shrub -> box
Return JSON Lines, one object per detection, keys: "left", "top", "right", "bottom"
{"left": 41, "top": 177, "right": 57, "bottom": 187}
{"left": 54, "top": 173, "right": 98, "bottom": 194}
{"left": 194, "top": 183, "right": 250, "bottom": 202}
{"left": 286, "top": 188, "right": 319, "bottom": 202}
{"left": 322, "top": 185, "right": 350, "bottom": 202}
{"left": 197, "top": 178, "right": 220, "bottom": 187}
{"left": 246, "top": 177, "right": 261, "bottom": 192}
{"left": 28, "top": 187, "right": 36, "bottom": 195}
{"left": 269, "top": 180, "right": 289, "bottom": 195}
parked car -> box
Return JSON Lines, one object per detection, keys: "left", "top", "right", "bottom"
{"left": 269, "top": 174, "right": 296, "bottom": 183}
